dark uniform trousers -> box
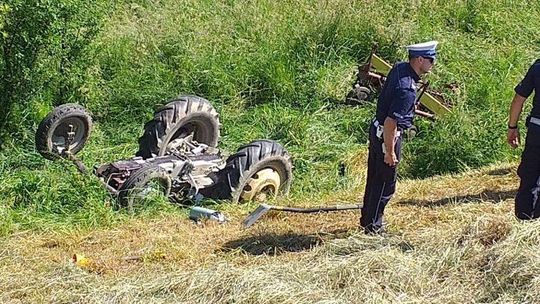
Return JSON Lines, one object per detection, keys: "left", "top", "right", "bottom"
{"left": 515, "top": 118, "right": 540, "bottom": 219}
{"left": 361, "top": 122, "right": 403, "bottom": 233}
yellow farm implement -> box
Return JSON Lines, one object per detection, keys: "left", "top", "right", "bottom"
{"left": 346, "top": 48, "right": 451, "bottom": 119}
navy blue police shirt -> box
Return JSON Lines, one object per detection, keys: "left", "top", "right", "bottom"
{"left": 515, "top": 59, "right": 540, "bottom": 119}
{"left": 375, "top": 62, "right": 420, "bottom": 130}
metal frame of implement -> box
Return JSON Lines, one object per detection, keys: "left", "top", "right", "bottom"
{"left": 356, "top": 48, "right": 452, "bottom": 118}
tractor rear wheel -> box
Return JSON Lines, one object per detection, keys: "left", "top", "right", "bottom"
{"left": 136, "top": 95, "right": 220, "bottom": 158}
{"left": 219, "top": 140, "right": 293, "bottom": 203}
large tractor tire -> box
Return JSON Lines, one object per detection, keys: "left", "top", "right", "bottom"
{"left": 136, "top": 95, "right": 220, "bottom": 159}
{"left": 35, "top": 104, "right": 92, "bottom": 160}
{"left": 219, "top": 140, "right": 293, "bottom": 203}
{"left": 117, "top": 165, "right": 172, "bottom": 211}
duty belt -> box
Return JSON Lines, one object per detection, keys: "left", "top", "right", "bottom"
{"left": 373, "top": 119, "right": 401, "bottom": 140}
{"left": 530, "top": 116, "right": 540, "bottom": 127}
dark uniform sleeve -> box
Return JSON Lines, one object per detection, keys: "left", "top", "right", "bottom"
{"left": 515, "top": 64, "right": 537, "bottom": 98}
{"left": 387, "top": 88, "right": 416, "bottom": 125}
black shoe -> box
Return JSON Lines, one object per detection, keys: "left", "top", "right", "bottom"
{"left": 362, "top": 224, "right": 385, "bottom": 235}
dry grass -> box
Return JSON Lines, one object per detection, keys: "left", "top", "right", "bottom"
{"left": 2, "top": 162, "right": 539, "bottom": 303}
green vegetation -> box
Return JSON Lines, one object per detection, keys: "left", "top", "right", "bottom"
{"left": 1, "top": 0, "right": 540, "bottom": 234}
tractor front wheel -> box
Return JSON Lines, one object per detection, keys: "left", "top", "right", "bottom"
{"left": 35, "top": 104, "right": 92, "bottom": 160}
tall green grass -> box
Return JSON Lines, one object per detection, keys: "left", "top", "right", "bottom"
{"left": 1, "top": 0, "right": 540, "bottom": 234}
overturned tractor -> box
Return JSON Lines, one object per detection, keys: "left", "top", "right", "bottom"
{"left": 35, "top": 95, "right": 293, "bottom": 210}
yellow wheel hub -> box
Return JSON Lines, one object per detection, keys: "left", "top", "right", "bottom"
{"left": 240, "top": 168, "right": 281, "bottom": 202}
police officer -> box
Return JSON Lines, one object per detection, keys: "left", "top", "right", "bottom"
{"left": 508, "top": 59, "right": 540, "bottom": 219}
{"left": 361, "top": 41, "right": 438, "bottom": 234}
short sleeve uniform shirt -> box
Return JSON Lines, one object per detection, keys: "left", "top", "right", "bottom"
{"left": 375, "top": 62, "right": 421, "bottom": 130}
{"left": 515, "top": 59, "right": 540, "bottom": 118}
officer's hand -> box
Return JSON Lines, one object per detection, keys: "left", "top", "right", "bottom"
{"left": 507, "top": 128, "right": 520, "bottom": 149}
{"left": 384, "top": 152, "right": 398, "bottom": 167}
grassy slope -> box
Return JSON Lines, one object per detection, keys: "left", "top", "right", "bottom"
{"left": 2, "top": 0, "right": 540, "bottom": 234}
{"left": 2, "top": 162, "right": 537, "bottom": 303}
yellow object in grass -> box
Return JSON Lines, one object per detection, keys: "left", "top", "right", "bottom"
{"left": 72, "top": 253, "right": 91, "bottom": 269}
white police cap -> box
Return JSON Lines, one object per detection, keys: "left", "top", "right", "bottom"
{"left": 406, "top": 40, "right": 438, "bottom": 58}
